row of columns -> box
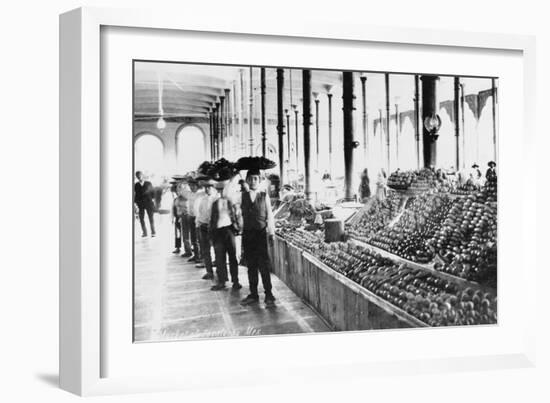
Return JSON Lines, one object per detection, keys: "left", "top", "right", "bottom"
{"left": 207, "top": 70, "right": 498, "bottom": 201}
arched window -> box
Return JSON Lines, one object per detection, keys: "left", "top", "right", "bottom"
{"left": 134, "top": 134, "right": 165, "bottom": 186}
{"left": 176, "top": 126, "right": 205, "bottom": 173}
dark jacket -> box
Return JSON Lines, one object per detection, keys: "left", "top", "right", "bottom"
{"left": 134, "top": 181, "right": 154, "bottom": 207}
{"left": 241, "top": 191, "right": 268, "bottom": 232}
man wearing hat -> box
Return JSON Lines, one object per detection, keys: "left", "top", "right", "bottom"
{"left": 134, "top": 171, "right": 156, "bottom": 237}
{"left": 486, "top": 161, "right": 497, "bottom": 182}
{"left": 194, "top": 178, "right": 219, "bottom": 279}
{"left": 239, "top": 168, "right": 276, "bottom": 306}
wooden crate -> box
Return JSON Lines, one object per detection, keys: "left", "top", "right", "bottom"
{"left": 270, "top": 236, "right": 427, "bottom": 331}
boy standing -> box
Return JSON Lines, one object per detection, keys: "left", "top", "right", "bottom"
{"left": 183, "top": 177, "right": 202, "bottom": 262}
{"left": 239, "top": 169, "right": 276, "bottom": 306}
{"left": 173, "top": 182, "right": 192, "bottom": 257}
{"left": 194, "top": 179, "right": 219, "bottom": 280}
{"left": 209, "top": 180, "right": 242, "bottom": 291}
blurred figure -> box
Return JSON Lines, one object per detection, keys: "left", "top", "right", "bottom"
{"left": 134, "top": 171, "right": 156, "bottom": 237}
{"left": 486, "top": 161, "right": 497, "bottom": 182}
{"left": 358, "top": 168, "right": 371, "bottom": 202}
{"left": 375, "top": 169, "right": 387, "bottom": 201}
{"left": 471, "top": 163, "right": 484, "bottom": 188}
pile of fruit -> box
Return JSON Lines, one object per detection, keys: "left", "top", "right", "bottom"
{"left": 308, "top": 241, "right": 497, "bottom": 326}
{"left": 275, "top": 226, "right": 324, "bottom": 253}
{"left": 387, "top": 168, "right": 440, "bottom": 191}
{"left": 367, "top": 193, "right": 453, "bottom": 263}
{"left": 427, "top": 184, "right": 497, "bottom": 283}
{"left": 396, "top": 283, "right": 498, "bottom": 326}
{"left": 346, "top": 193, "right": 406, "bottom": 243}
{"left": 288, "top": 198, "right": 316, "bottom": 223}
{"left": 450, "top": 181, "right": 479, "bottom": 195}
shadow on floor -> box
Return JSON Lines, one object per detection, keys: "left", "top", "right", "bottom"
{"left": 35, "top": 373, "right": 59, "bottom": 388}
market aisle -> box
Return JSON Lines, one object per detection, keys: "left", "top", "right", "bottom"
{"left": 134, "top": 213, "right": 331, "bottom": 342}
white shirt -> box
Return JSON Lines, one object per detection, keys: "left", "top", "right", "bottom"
{"left": 186, "top": 189, "right": 203, "bottom": 217}
{"left": 195, "top": 192, "right": 219, "bottom": 226}
{"left": 215, "top": 198, "right": 232, "bottom": 229}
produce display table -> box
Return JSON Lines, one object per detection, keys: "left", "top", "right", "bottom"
{"left": 270, "top": 236, "right": 427, "bottom": 330}
{"left": 348, "top": 238, "right": 488, "bottom": 292}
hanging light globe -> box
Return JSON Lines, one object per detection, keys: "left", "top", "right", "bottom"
{"left": 423, "top": 113, "right": 442, "bottom": 140}
{"left": 156, "top": 116, "right": 166, "bottom": 130}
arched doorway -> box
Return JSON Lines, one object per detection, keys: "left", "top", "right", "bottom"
{"left": 134, "top": 133, "right": 165, "bottom": 186}
{"left": 176, "top": 125, "right": 206, "bottom": 173}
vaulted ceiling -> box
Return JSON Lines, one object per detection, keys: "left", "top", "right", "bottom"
{"left": 134, "top": 61, "right": 494, "bottom": 122}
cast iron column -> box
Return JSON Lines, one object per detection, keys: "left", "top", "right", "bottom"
{"left": 460, "top": 83, "right": 466, "bottom": 169}
{"left": 491, "top": 78, "right": 498, "bottom": 161}
{"left": 378, "top": 109, "right": 383, "bottom": 157}
{"left": 224, "top": 88, "right": 230, "bottom": 158}
{"left": 302, "top": 70, "right": 313, "bottom": 201}
{"left": 249, "top": 67, "right": 254, "bottom": 156}
{"left": 395, "top": 103, "right": 399, "bottom": 165}
{"left": 276, "top": 68, "right": 285, "bottom": 183}
{"left": 220, "top": 95, "right": 226, "bottom": 157}
{"left": 232, "top": 82, "right": 238, "bottom": 158}
{"left": 261, "top": 68, "right": 267, "bottom": 157}
{"left": 454, "top": 77, "right": 461, "bottom": 170}
{"left": 327, "top": 93, "right": 333, "bottom": 176}
{"left": 215, "top": 102, "right": 221, "bottom": 159}
{"left": 315, "top": 96, "right": 320, "bottom": 168}
{"left": 209, "top": 110, "right": 214, "bottom": 161}
{"left": 360, "top": 76, "right": 367, "bottom": 161}
{"left": 414, "top": 75, "right": 421, "bottom": 169}
{"left": 385, "top": 73, "right": 391, "bottom": 172}
{"left": 294, "top": 107, "right": 299, "bottom": 170}
{"left": 421, "top": 75, "right": 440, "bottom": 168}
{"left": 239, "top": 69, "right": 245, "bottom": 154}
{"left": 342, "top": 71, "right": 355, "bottom": 201}
{"left": 285, "top": 109, "right": 290, "bottom": 166}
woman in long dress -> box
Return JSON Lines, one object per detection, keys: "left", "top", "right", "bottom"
{"left": 358, "top": 168, "right": 371, "bottom": 202}
{"left": 375, "top": 169, "right": 387, "bottom": 201}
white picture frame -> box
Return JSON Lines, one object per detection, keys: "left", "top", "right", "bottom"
{"left": 59, "top": 6, "right": 537, "bottom": 396}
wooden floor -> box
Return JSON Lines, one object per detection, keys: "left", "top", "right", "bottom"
{"left": 134, "top": 214, "right": 331, "bottom": 342}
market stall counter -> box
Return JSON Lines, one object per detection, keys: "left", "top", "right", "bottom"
{"left": 270, "top": 235, "right": 427, "bottom": 331}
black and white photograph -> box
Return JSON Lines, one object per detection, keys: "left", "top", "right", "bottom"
{"left": 132, "top": 61, "right": 498, "bottom": 342}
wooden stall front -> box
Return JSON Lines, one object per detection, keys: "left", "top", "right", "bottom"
{"left": 270, "top": 236, "right": 427, "bottom": 331}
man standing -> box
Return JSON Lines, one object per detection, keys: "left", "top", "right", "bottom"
{"left": 209, "top": 180, "right": 242, "bottom": 291}
{"left": 194, "top": 178, "right": 219, "bottom": 280}
{"left": 171, "top": 181, "right": 182, "bottom": 254}
{"left": 485, "top": 161, "right": 497, "bottom": 182}
{"left": 240, "top": 169, "right": 276, "bottom": 307}
{"left": 173, "top": 182, "right": 192, "bottom": 256}
{"left": 134, "top": 171, "right": 156, "bottom": 237}
{"left": 184, "top": 177, "right": 202, "bottom": 263}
